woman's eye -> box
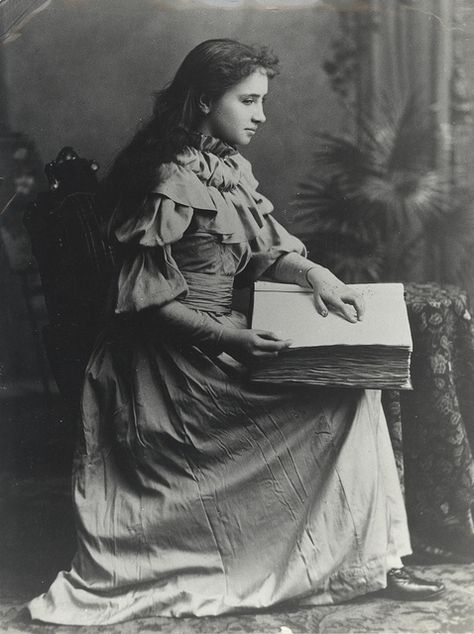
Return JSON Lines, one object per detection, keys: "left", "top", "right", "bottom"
{"left": 242, "top": 99, "right": 255, "bottom": 105}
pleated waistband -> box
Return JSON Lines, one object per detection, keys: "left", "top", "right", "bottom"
{"left": 180, "top": 271, "right": 233, "bottom": 315}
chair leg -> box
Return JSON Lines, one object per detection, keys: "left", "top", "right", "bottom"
{"left": 19, "top": 271, "right": 52, "bottom": 399}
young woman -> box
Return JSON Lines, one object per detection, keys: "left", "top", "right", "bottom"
{"left": 28, "top": 39, "right": 444, "bottom": 625}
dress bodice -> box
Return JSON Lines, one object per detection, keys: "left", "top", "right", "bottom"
{"left": 111, "top": 134, "right": 306, "bottom": 315}
{"left": 171, "top": 233, "right": 250, "bottom": 314}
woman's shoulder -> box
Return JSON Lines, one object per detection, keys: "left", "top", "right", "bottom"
{"left": 113, "top": 138, "right": 274, "bottom": 247}
{"left": 152, "top": 152, "right": 219, "bottom": 210}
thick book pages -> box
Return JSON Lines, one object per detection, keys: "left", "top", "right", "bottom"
{"left": 250, "top": 282, "right": 413, "bottom": 389}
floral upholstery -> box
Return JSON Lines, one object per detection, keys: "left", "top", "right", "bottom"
{"left": 401, "top": 283, "right": 474, "bottom": 556}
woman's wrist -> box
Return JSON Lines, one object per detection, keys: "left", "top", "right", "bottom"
{"left": 305, "top": 264, "right": 326, "bottom": 289}
{"left": 267, "top": 253, "right": 322, "bottom": 288}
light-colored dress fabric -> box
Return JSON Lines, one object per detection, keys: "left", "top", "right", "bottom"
{"left": 28, "top": 136, "right": 411, "bottom": 625}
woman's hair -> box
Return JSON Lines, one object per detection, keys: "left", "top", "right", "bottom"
{"left": 101, "top": 39, "right": 279, "bottom": 215}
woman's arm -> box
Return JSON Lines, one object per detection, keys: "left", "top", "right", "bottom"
{"left": 142, "top": 300, "right": 291, "bottom": 364}
{"left": 243, "top": 207, "right": 364, "bottom": 322}
{"left": 266, "top": 252, "right": 365, "bottom": 323}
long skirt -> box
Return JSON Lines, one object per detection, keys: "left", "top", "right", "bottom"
{"left": 28, "top": 316, "right": 411, "bottom": 625}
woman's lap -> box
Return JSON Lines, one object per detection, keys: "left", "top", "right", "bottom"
{"left": 27, "top": 337, "right": 411, "bottom": 624}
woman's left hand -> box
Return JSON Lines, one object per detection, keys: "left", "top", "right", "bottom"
{"left": 306, "top": 265, "right": 365, "bottom": 323}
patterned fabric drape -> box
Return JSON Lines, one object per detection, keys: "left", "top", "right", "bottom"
{"left": 402, "top": 283, "right": 474, "bottom": 558}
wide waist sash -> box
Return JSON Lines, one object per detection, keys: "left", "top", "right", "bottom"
{"left": 179, "top": 271, "right": 233, "bottom": 315}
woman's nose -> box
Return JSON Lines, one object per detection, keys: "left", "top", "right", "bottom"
{"left": 252, "top": 103, "right": 266, "bottom": 123}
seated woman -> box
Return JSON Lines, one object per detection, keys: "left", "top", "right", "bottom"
{"left": 28, "top": 39, "right": 444, "bottom": 625}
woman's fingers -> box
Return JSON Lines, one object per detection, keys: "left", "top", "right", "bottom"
{"left": 320, "top": 291, "right": 358, "bottom": 323}
{"left": 223, "top": 330, "right": 291, "bottom": 364}
{"left": 332, "top": 298, "right": 358, "bottom": 323}
{"left": 340, "top": 291, "right": 365, "bottom": 320}
{"left": 253, "top": 350, "right": 282, "bottom": 359}
{"left": 255, "top": 330, "right": 283, "bottom": 341}
{"left": 251, "top": 332, "right": 292, "bottom": 357}
{"left": 313, "top": 294, "right": 328, "bottom": 317}
{"left": 317, "top": 287, "right": 365, "bottom": 323}
{"left": 255, "top": 334, "right": 292, "bottom": 351}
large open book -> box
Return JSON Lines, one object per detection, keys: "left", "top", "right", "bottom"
{"left": 250, "top": 282, "right": 412, "bottom": 389}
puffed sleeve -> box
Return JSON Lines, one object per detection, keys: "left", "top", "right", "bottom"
{"left": 245, "top": 213, "right": 308, "bottom": 281}
{"left": 113, "top": 194, "right": 192, "bottom": 313}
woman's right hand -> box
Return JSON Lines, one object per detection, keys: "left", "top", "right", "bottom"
{"left": 220, "top": 329, "right": 291, "bottom": 365}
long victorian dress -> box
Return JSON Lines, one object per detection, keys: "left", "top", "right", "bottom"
{"left": 28, "top": 135, "right": 411, "bottom": 625}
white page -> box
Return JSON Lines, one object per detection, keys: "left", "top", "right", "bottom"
{"left": 252, "top": 282, "right": 412, "bottom": 349}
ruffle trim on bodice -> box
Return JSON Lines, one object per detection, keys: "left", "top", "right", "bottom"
{"left": 113, "top": 137, "right": 274, "bottom": 247}
{"left": 187, "top": 131, "right": 238, "bottom": 158}
{"left": 112, "top": 134, "right": 307, "bottom": 315}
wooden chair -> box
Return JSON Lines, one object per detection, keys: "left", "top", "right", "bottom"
{"left": 24, "top": 147, "right": 119, "bottom": 406}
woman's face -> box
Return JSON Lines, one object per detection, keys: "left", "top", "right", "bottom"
{"left": 198, "top": 69, "right": 268, "bottom": 146}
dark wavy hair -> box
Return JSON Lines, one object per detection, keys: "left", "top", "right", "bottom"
{"left": 101, "top": 39, "right": 279, "bottom": 216}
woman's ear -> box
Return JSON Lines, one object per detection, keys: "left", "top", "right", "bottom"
{"left": 198, "top": 94, "right": 212, "bottom": 115}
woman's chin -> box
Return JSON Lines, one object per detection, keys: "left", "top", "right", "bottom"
{"left": 236, "top": 136, "right": 253, "bottom": 147}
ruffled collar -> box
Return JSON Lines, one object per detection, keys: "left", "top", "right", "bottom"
{"left": 114, "top": 132, "right": 274, "bottom": 247}
{"left": 174, "top": 138, "right": 242, "bottom": 193}
{"left": 187, "top": 132, "right": 238, "bottom": 158}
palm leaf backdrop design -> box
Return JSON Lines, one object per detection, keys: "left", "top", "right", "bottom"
{"left": 290, "top": 97, "right": 472, "bottom": 285}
